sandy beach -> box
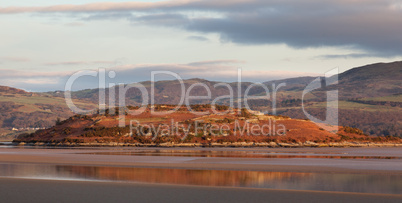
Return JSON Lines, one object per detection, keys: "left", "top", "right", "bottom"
{"left": 0, "top": 147, "right": 401, "bottom": 202}
{"left": 1, "top": 177, "right": 401, "bottom": 203}
{"left": 0, "top": 147, "right": 401, "bottom": 173}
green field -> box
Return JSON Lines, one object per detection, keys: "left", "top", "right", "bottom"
{"left": 0, "top": 94, "right": 96, "bottom": 113}
{"left": 361, "top": 94, "right": 402, "bottom": 102}
{"left": 311, "top": 101, "right": 400, "bottom": 112}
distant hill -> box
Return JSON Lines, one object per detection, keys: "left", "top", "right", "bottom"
{"left": 64, "top": 61, "right": 402, "bottom": 103}
{"left": 274, "top": 62, "right": 402, "bottom": 137}
{"left": 263, "top": 76, "right": 316, "bottom": 92}
{"left": 0, "top": 86, "right": 28, "bottom": 95}
{"left": 262, "top": 62, "right": 402, "bottom": 99}
{"left": 0, "top": 86, "right": 96, "bottom": 140}
{"left": 57, "top": 78, "right": 256, "bottom": 106}
{"left": 1, "top": 61, "right": 401, "bottom": 139}
{"left": 334, "top": 61, "right": 402, "bottom": 99}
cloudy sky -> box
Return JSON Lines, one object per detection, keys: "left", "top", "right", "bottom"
{"left": 1, "top": 0, "right": 401, "bottom": 91}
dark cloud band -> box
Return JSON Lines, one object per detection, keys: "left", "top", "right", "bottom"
{"left": 1, "top": 0, "right": 402, "bottom": 56}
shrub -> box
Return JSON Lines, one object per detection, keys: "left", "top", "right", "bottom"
{"left": 240, "top": 108, "right": 252, "bottom": 118}
{"left": 63, "top": 127, "right": 72, "bottom": 135}
{"left": 55, "top": 118, "right": 62, "bottom": 125}
{"left": 343, "top": 126, "right": 365, "bottom": 135}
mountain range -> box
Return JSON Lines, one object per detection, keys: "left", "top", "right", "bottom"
{"left": 1, "top": 61, "right": 401, "bottom": 140}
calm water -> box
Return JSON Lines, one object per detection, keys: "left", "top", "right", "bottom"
{"left": 81, "top": 150, "right": 401, "bottom": 159}
{"left": 0, "top": 163, "right": 401, "bottom": 194}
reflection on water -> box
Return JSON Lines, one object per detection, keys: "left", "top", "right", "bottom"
{"left": 0, "top": 163, "right": 401, "bottom": 194}
{"left": 0, "top": 142, "right": 14, "bottom": 148}
{"left": 81, "top": 150, "right": 401, "bottom": 160}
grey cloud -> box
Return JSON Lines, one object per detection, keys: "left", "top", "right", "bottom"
{"left": 182, "top": 10, "right": 402, "bottom": 56}
{"left": 187, "top": 60, "right": 244, "bottom": 66}
{"left": 133, "top": 13, "right": 188, "bottom": 26}
{"left": 315, "top": 53, "right": 377, "bottom": 60}
{"left": 2, "top": 0, "right": 401, "bottom": 56}
{"left": 104, "top": 1, "right": 402, "bottom": 57}
{"left": 82, "top": 12, "right": 133, "bottom": 21}
{"left": 187, "top": 35, "right": 209, "bottom": 41}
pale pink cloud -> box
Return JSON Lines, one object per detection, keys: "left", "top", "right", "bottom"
{"left": 0, "top": 0, "right": 391, "bottom": 14}
{"left": 0, "top": 1, "right": 192, "bottom": 14}
{"left": 44, "top": 61, "right": 116, "bottom": 66}
{"left": 0, "top": 69, "right": 72, "bottom": 78}
{"left": 0, "top": 0, "right": 262, "bottom": 14}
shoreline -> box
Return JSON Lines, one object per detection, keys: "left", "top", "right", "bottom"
{"left": 11, "top": 141, "right": 402, "bottom": 148}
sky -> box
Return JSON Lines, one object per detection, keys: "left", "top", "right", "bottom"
{"left": 0, "top": 0, "right": 401, "bottom": 91}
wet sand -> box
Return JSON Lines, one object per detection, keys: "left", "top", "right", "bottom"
{"left": 0, "top": 178, "right": 401, "bottom": 203}
{"left": 0, "top": 147, "right": 401, "bottom": 202}
{"left": 0, "top": 147, "right": 401, "bottom": 174}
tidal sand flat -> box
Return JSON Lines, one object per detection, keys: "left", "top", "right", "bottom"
{"left": 1, "top": 178, "right": 401, "bottom": 203}
{"left": 0, "top": 147, "right": 401, "bottom": 202}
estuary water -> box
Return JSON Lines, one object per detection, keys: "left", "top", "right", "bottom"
{"left": 0, "top": 146, "right": 401, "bottom": 195}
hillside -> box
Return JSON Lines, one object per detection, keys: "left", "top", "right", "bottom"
{"left": 14, "top": 105, "right": 401, "bottom": 147}
{"left": 0, "top": 86, "right": 97, "bottom": 140}
{"left": 2, "top": 61, "right": 401, "bottom": 139}
{"left": 263, "top": 76, "right": 316, "bottom": 92}
{"left": 333, "top": 61, "right": 402, "bottom": 99}
{"left": 277, "top": 62, "right": 402, "bottom": 137}
{"left": 0, "top": 86, "right": 28, "bottom": 94}
{"left": 57, "top": 61, "right": 401, "bottom": 107}
{"left": 54, "top": 78, "right": 254, "bottom": 106}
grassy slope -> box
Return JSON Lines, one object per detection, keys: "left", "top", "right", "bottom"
{"left": 361, "top": 94, "right": 402, "bottom": 102}
{"left": 311, "top": 101, "right": 400, "bottom": 112}
{"left": 0, "top": 92, "right": 97, "bottom": 140}
{"left": 0, "top": 94, "right": 95, "bottom": 113}
{"left": 16, "top": 106, "right": 401, "bottom": 145}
